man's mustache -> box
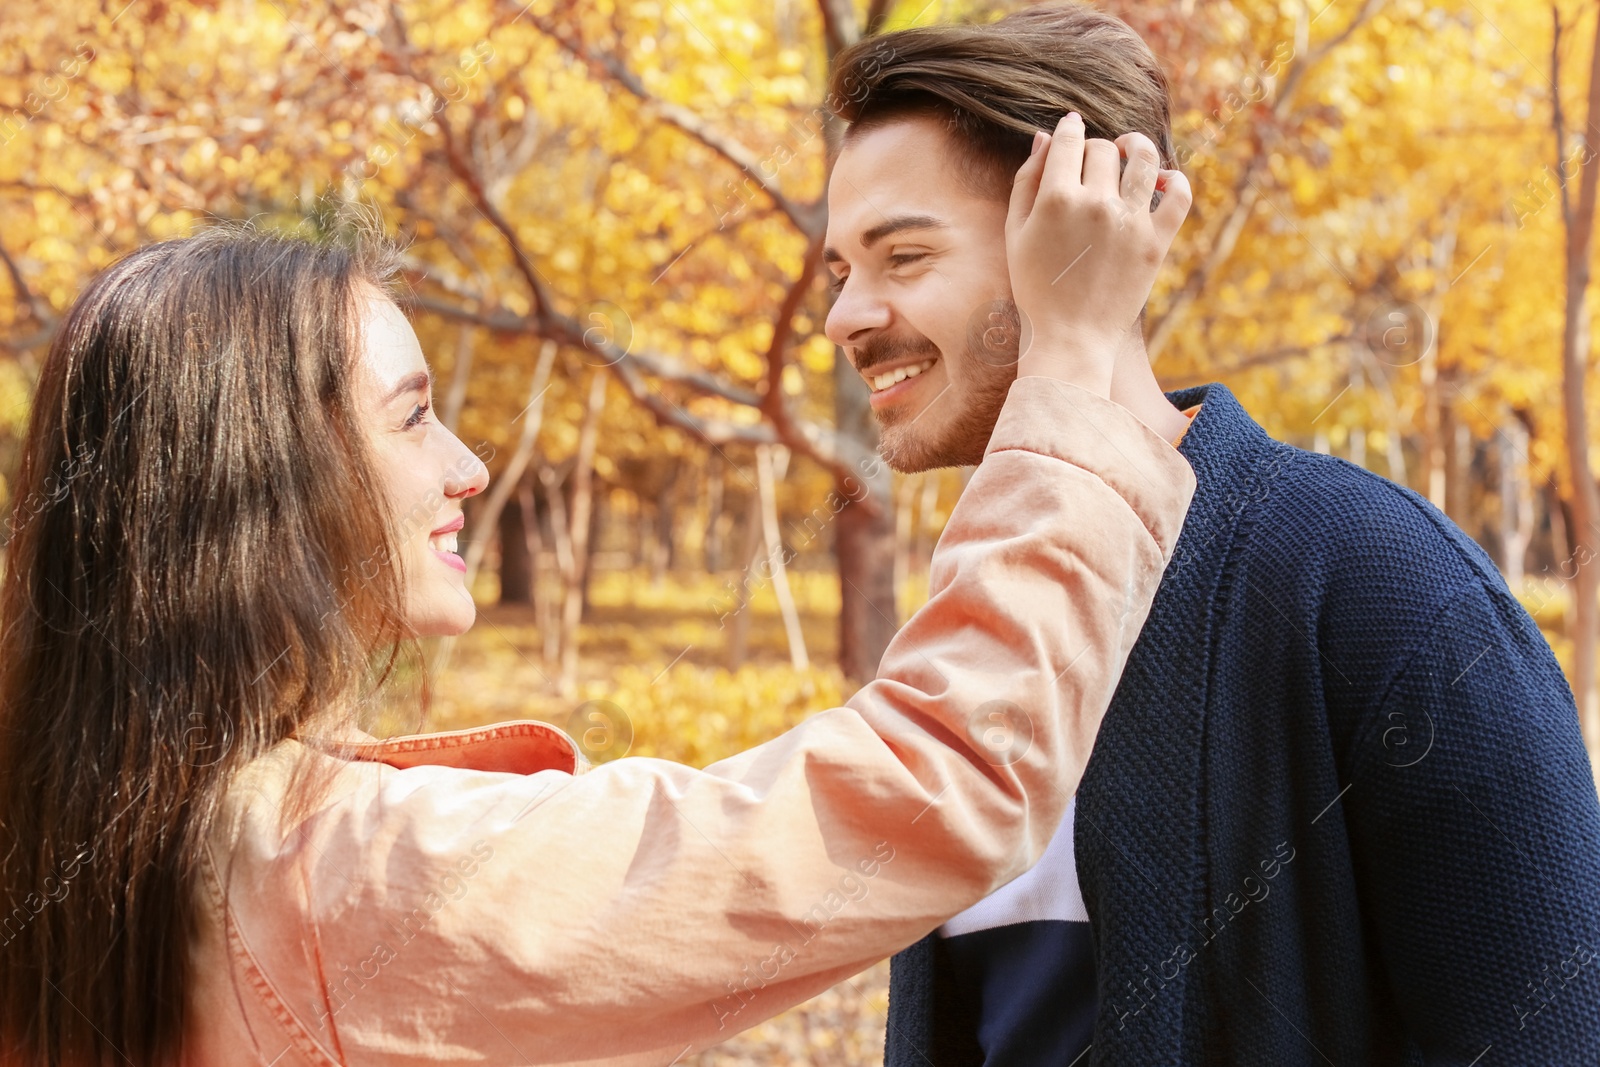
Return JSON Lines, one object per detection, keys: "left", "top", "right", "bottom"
{"left": 851, "top": 334, "right": 940, "bottom": 375}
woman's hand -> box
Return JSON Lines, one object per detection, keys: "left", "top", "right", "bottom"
{"left": 1006, "top": 113, "right": 1192, "bottom": 398}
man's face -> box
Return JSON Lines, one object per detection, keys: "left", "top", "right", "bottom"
{"left": 824, "top": 115, "right": 1019, "bottom": 472}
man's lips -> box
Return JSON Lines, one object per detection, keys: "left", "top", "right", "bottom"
{"left": 856, "top": 351, "right": 938, "bottom": 386}
{"left": 865, "top": 357, "right": 938, "bottom": 408}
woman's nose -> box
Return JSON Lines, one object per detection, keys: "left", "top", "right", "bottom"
{"left": 444, "top": 438, "right": 489, "bottom": 499}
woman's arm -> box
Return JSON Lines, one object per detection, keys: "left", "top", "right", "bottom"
{"left": 193, "top": 124, "right": 1198, "bottom": 1066}
{"left": 202, "top": 377, "right": 1192, "bottom": 1066}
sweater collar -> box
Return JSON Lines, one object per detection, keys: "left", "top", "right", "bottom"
{"left": 1158, "top": 382, "right": 1285, "bottom": 580}
{"left": 1164, "top": 381, "right": 1276, "bottom": 469}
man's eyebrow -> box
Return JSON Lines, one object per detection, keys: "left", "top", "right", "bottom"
{"left": 383, "top": 369, "right": 432, "bottom": 404}
{"left": 823, "top": 214, "right": 948, "bottom": 264}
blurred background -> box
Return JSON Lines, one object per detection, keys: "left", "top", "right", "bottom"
{"left": 4, "top": 0, "right": 1599, "bottom": 1060}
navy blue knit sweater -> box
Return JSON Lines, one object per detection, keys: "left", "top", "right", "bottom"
{"left": 886, "top": 382, "right": 1600, "bottom": 1065}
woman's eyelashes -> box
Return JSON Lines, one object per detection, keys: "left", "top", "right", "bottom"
{"left": 403, "top": 400, "right": 431, "bottom": 430}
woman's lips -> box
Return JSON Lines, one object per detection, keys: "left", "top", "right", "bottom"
{"left": 430, "top": 514, "right": 466, "bottom": 572}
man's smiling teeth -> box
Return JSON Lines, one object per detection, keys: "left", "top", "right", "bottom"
{"left": 869, "top": 359, "right": 935, "bottom": 393}
{"left": 429, "top": 533, "right": 459, "bottom": 554}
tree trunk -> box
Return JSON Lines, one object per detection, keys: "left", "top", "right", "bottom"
{"left": 559, "top": 372, "right": 607, "bottom": 697}
{"left": 1415, "top": 222, "right": 1458, "bottom": 509}
{"left": 539, "top": 463, "right": 573, "bottom": 668}
{"left": 705, "top": 451, "right": 725, "bottom": 572}
{"left": 654, "top": 463, "right": 679, "bottom": 582}
{"left": 1443, "top": 413, "right": 1468, "bottom": 525}
{"left": 582, "top": 487, "right": 602, "bottom": 619}
{"left": 1500, "top": 417, "right": 1535, "bottom": 590}
{"left": 1553, "top": 3, "right": 1600, "bottom": 748}
{"left": 440, "top": 323, "right": 476, "bottom": 433}
{"left": 1345, "top": 350, "right": 1368, "bottom": 470}
{"left": 519, "top": 477, "right": 544, "bottom": 617}
{"left": 497, "top": 483, "right": 533, "bottom": 604}
{"left": 726, "top": 474, "right": 764, "bottom": 670}
{"left": 461, "top": 340, "right": 557, "bottom": 590}
{"left": 833, "top": 345, "right": 896, "bottom": 683}
{"left": 757, "top": 444, "right": 809, "bottom": 676}
{"left": 1549, "top": 477, "right": 1572, "bottom": 577}
{"left": 1358, "top": 343, "right": 1410, "bottom": 487}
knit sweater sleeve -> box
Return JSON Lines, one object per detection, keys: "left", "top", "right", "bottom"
{"left": 1341, "top": 577, "right": 1600, "bottom": 1061}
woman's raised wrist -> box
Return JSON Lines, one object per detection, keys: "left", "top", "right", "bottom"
{"left": 1015, "top": 331, "right": 1117, "bottom": 399}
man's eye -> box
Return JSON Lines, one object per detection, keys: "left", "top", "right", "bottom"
{"left": 888, "top": 253, "right": 927, "bottom": 268}
{"left": 827, "top": 274, "right": 847, "bottom": 295}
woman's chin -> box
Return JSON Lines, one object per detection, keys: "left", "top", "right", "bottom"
{"left": 405, "top": 600, "right": 477, "bottom": 638}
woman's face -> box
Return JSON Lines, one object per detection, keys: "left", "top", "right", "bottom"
{"left": 354, "top": 288, "right": 489, "bottom": 637}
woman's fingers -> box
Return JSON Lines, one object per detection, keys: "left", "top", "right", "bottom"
{"left": 1037, "top": 112, "right": 1087, "bottom": 199}
{"left": 1115, "top": 131, "right": 1161, "bottom": 215}
{"left": 1005, "top": 111, "right": 1192, "bottom": 394}
{"left": 1081, "top": 137, "right": 1121, "bottom": 196}
{"left": 1008, "top": 129, "right": 1051, "bottom": 231}
{"left": 1150, "top": 167, "right": 1194, "bottom": 244}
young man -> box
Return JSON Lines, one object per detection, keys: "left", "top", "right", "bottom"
{"left": 822, "top": 5, "right": 1600, "bottom": 1064}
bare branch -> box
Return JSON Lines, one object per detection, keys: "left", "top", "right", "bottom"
{"left": 400, "top": 255, "right": 486, "bottom": 305}
{"left": 816, "top": 0, "right": 861, "bottom": 58}
{"left": 0, "top": 326, "right": 55, "bottom": 353}
{"left": 382, "top": 5, "right": 554, "bottom": 319}
{"left": 434, "top": 119, "right": 556, "bottom": 321}
{"left": 1147, "top": 0, "right": 1385, "bottom": 361}
{"left": 608, "top": 356, "right": 778, "bottom": 447}
{"left": 406, "top": 291, "right": 763, "bottom": 406}
{"left": 410, "top": 286, "right": 878, "bottom": 503}
{"left": 525, "top": 11, "right": 823, "bottom": 236}
{"left": 1554, "top": 6, "right": 1575, "bottom": 232}
{"left": 1163, "top": 334, "right": 1356, "bottom": 384}
{"left": 761, "top": 235, "right": 824, "bottom": 431}
{"left": 0, "top": 238, "right": 51, "bottom": 329}
{"left": 1298, "top": 0, "right": 1386, "bottom": 75}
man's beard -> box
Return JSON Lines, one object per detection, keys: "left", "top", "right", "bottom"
{"left": 862, "top": 300, "right": 1019, "bottom": 474}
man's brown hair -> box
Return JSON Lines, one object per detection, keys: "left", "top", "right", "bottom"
{"left": 828, "top": 2, "right": 1175, "bottom": 200}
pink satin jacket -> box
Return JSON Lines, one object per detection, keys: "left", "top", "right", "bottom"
{"left": 182, "top": 378, "right": 1195, "bottom": 1065}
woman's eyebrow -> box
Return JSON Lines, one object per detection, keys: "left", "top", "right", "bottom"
{"left": 382, "top": 370, "right": 432, "bottom": 404}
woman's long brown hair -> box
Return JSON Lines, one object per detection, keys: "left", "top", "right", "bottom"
{"left": 0, "top": 225, "right": 411, "bottom": 1065}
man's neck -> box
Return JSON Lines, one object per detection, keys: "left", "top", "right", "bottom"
{"left": 1109, "top": 332, "right": 1190, "bottom": 443}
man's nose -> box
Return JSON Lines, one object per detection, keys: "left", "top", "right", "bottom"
{"left": 825, "top": 279, "right": 892, "bottom": 349}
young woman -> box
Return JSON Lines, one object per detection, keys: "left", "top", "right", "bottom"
{"left": 0, "top": 121, "right": 1192, "bottom": 1065}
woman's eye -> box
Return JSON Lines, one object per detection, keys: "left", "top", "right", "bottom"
{"left": 404, "top": 401, "right": 430, "bottom": 429}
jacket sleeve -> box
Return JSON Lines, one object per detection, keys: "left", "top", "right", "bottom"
{"left": 1343, "top": 578, "right": 1600, "bottom": 1062}
{"left": 224, "top": 377, "right": 1195, "bottom": 1066}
